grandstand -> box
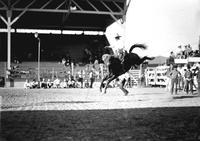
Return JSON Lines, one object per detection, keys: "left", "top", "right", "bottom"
{"left": 0, "top": 0, "right": 129, "bottom": 87}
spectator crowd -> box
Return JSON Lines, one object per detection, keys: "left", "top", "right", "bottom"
{"left": 167, "top": 44, "right": 200, "bottom": 65}
{"left": 166, "top": 63, "right": 200, "bottom": 95}
{"left": 24, "top": 70, "right": 96, "bottom": 89}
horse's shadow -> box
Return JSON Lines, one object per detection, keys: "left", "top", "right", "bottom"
{"left": 44, "top": 101, "right": 96, "bottom": 104}
{"left": 172, "top": 94, "right": 200, "bottom": 99}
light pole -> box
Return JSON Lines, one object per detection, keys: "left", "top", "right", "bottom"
{"left": 34, "top": 32, "right": 40, "bottom": 83}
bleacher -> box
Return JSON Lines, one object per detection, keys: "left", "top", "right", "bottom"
{"left": 0, "top": 61, "right": 104, "bottom": 81}
{"left": 0, "top": 62, "right": 6, "bottom": 77}
{"left": 0, "top": 61, "right": 69, "bottom": 80}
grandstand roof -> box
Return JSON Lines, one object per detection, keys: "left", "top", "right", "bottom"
{"left": 0, "top": 0, "right": 127, "bottom": 31}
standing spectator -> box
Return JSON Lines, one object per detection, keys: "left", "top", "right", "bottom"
{"left": 165, "top": 65, "right": 173, "bottom": 92}
{"left": 77, "top": 70, "right": 84, "bottom": 88}
{"left": 170, "top": 51, "right": 176, "bottom": 59}
{"left": 176, "top": 45, "right": 184, "bottom": 59}
{"left": 182, "top": 68, "right": 187, "bottom": 91}
{"left": 184, "top": 44, "right": 192, "bottom": 58}
{"left": 89, "top": 70, "right": 95, "bottom": 88}
{"left": 196, "top": 67, "right": 200, "bottom": 95}
{"left": 177, "top": 65, "right": 184, "bottom": 91}
{"left": 183, "top": 45, "right": 188, "bottom": 58}
{"left": 187, "top": 44, "right": 193, "bottom": 56}
{"left": 184, "top": 65, "right": 194, "bottom": 94}
{"left": 167, "top": 52, "right": 175, "bottom": 65}
{"left": 168, "top": 65, "right": 181, "bottom": 95}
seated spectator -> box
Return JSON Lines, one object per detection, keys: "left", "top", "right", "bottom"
{"left": 40, "top": 78, "right": 47, "bottom": 89}
{"left": 77, "top": 70, "right": 84, "bottom": 88}
{"left": 47, "top": 79, "right": 53, "bottom": 88}
{"left": 30, "top": 79, "right": 38, "bottom": 89}
{"left": 60, "top": 78, "right": 68, "bottom": 88}
{"left": 176, "top": 45, "right": 184, "bottom": 59}
{"left": 68, "top": 76, "right": 75, "bottom": 88}
{"left": 53, "top": 78, "right": 60, "bottom": 88}
{"left": 24, "top": 79, "right": 31, "bottom": 89}
{"left": 84, "top": 79, "right": 89, "bottom": 88}
{"left": 184, "top": 44, "right": 193, "bottom": 58}
{"left": 192, "top": 50, "right": 200, "bottom": 57}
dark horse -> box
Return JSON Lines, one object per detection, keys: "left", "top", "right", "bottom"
{"left": 100, "top": 44, "right": 155, "bottom": 95}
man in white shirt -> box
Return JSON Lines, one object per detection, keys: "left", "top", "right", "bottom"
{"left": 112, "top": 34, "right": 125, "bottom": 57}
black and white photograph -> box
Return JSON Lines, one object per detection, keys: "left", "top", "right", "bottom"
{"left": 0, "top": 0, "right": 200, "bottom": 140}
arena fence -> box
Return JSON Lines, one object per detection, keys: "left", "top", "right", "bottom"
{"left": 0, "top": 61, "right": 142, "bottom": 88}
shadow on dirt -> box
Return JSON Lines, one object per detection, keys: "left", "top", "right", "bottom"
{"left": 44, "top": 101, "right": 96, "bottom": 104}
{"left": 173, "top": 95, "right": 199, "bottom": 99}
{"left": 1, "top": 107, "right": 200, "bottom": 141}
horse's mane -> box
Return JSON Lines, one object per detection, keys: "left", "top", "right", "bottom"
{"left": 129, "top": 44, "right": 147, "bottom": 53}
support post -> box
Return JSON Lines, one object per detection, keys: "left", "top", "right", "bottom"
{"left": 7, "top": 10, "right": 12, "bottom": 71}
{"left": 38, "top": 38, "right": 40, "bottom": 82}
{"left": 199, "top": 35, "right": 200, "bottom": 51}
{"left": 139, "top": 64, "right": 144, "bottom": 87}
{"left": 34, "top": 32, "right": 40, "bottom": 83}
{"left": 71, "top": 62, "right": 74, "bottom": 76}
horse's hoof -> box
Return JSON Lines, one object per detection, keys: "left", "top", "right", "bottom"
{"left": 102, "top": 88, "right": 107, "bottom": 94}
{"left": 124, "top": 91, "right": 129, "bottom": 96}
{"left": 100, "top": 87, "right": 103, "bottom": 92}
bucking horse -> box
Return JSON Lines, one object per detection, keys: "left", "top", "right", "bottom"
{"left": 100, "top": 44, "right": 155, "bottom": 95}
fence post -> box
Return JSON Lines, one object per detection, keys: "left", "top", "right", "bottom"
{"left": 4, "top": 62, "right": 7, "bottom": 87}
{"left": 71, "top": 62, "right": 74, "bottom": 76}
{"left": 52, "top": 67, "right": 54, "bottom": 80}
{"left": 139, "top": 64, "right": 145, "bottom": 87}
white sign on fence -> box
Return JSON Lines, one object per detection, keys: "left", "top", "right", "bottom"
{"left": 174, "top": 59, "right": 188, "bottom": 64}
{"left": 188, "top": 57, "right": 200, "bottom": 62}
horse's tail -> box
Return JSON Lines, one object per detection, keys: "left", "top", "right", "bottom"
{"left": 129, "top": 44, "right": 147, "bottom": 53}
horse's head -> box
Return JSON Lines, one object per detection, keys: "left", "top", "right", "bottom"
{"left": 102, "top": 54, "right": 111, "bottom": 65}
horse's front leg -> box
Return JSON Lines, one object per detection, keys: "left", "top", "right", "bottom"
{"left": 103, "top": 74, "right": 118, "bottom": 94}
{"left": 100, "top": 74, "right": 109, "bottom": 92}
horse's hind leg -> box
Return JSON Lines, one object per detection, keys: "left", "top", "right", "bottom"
{"left": 100, "top": 74, "right": 110, "bottom": 92}
{"left": 103, "top": 74, "right": 118, "bottom": 94}
{"left": 119, "top": 78, "right": 129, "bottom": 96}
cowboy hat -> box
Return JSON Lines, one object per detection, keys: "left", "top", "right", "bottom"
{"left": 115, "top": 34, "right": 121, "bottom": 40}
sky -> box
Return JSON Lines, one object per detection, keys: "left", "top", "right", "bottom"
{"left": 105, "top": 0, "right": 200, "bottom": 57}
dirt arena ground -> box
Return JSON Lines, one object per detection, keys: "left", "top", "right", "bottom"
{"left": 1, "top": 87, "right": 200, "bottom": 141}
